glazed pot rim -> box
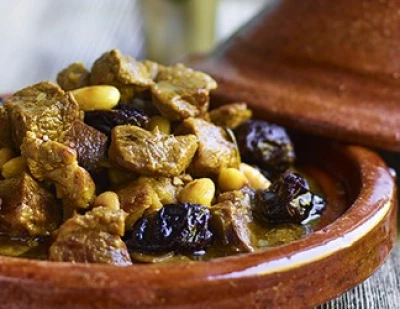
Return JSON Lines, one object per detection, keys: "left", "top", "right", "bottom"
{"left": 0, "top": 142, "right": 394, "bottom": 291}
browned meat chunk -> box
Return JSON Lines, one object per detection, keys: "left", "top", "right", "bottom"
{"left": 117, "top": 179, "right": 161, "bottom": 229}
{"left": 142, "top": 60, "right": 159, "bottom": 80}
{"left": 137, "top": 176, "right": 184, "bottom": 205}
{"left": 151, "top": 64, "right": 217, "bottom": 121}
{"left": 0, "top": 106, "right": 13, "bottom": 149}
{"left": 210, "top": 188, "right": 255, "bottom": 253}
{"left": 0, "top": 173, "right": 60, "bottom": 237}
{"left": 57, "top": 62, "right": 90, "bottom": 91}
{"left": 90, "top": 49, "right": 155, "bottom": 101}
{"left": 4, "top": 82, "right": 80, "bottom": 147}
{"left": 209, "top": 103, "right": 252, "bottom": 129}
{"left": 49, "top": 206, "right": 132, "bottom": 265}
{"left": 109, "top": 125, "right": 198, "bottom": 177}
{"left": 116, "top": 176, "right": 185, "bottom": 229}
{"left": 61, "top": 120, "right": 108, "bottom": 176}
{"left": 21, "top": 131, "right": 95, "bottom": 209}
{"left": 177, "top": 118, "right": 239, "bottom": 177}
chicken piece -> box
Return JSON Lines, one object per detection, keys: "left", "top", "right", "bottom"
{"left": 116, "top": 176, "right": 185, "bottom": 229}
{"left": 210, "top": 188, "right": 255, "bottom": 253}
{"left": 209, "top": 103, "right": 252, "bottom": 129}
{"left": 49, "top": 206, "right": 132, "bottom": 265}
{"left": 151, "top": 64, "right": 217, "bottom": 121}
{"left": 109, "top": 125, "right": 198, "bottom": 177}
{"left": 0, "top": 106, "right": 13, "bottom": 149}
{"left": 176, "top": 118, "right": 240, "bottom": 177}
{"left": 90, "top": 49, "right": 155, "bottom": 101}
{"left": 21, "top": 131, "right": 95, "bottom": 209}
{"left": 0, "top": 173, "right": 60, "bottom": 237}
{"left": 57, "top": 62, "right": 90, "bottom": 91}
{"left": 4, "top": 82, "right": 80, "bottom": 147}
{"left": 61, "top": 120, "right": 108, "bottom": 176}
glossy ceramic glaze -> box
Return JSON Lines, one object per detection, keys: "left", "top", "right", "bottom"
{"left": 191, "top": 0, "right": 400, "bottom": 152}
{"left": 0, "top": 134, "right": 395, "bottom": 309}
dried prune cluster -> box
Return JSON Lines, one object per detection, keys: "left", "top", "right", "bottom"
{"left": 254, "top": 172, "right": 326, "bottom": 224}
{"left": 84, "top": 103, "right": 148, "bottom": 137}
{"left": 234, "top": 120, "right": 295, "bottom": 179}
{"left": 125, "top": 203, "right": 213, "bottom": 254}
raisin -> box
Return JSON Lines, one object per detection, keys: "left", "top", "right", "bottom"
{"left": 84, "top": 105, "right": 148, "bottom": 137}
{"left": 254, "top": 173, "right": 326, "bottom": 224}
{"left": 125, "top": 203, "right": 213, "bottom": 254}
{"left": 234, "top": 120, "right": 295, "bottom": 179}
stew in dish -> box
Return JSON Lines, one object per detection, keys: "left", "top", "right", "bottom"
{"left": 0, "top": 49, "right": 326, "bottom": 265}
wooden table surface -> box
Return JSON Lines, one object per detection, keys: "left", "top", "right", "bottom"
{"left": 318, "top": 246, "right": 400, "bottom": 308}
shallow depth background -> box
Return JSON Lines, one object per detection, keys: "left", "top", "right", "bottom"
{"left": 0, "top": 0, "right": 269, "bottom": 93}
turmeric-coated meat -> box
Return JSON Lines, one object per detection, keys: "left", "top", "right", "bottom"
{"left": 0, "top": 173, "right": 60, "bottom": 237}
{"left": 177, "top": 118, "right": 240, "bottom": 177}
{"left": 57, "top": 62, "right": 90, "bottom": 91}
{"left": 117, "top": 176, "right": 185, "bottom": 229}
{"left": 49, "top": 206, "right": 131, "bottom": 265}
{"left": 21, "top": 132, "right": 95, "bottom": 209}
{"left": 209, "top": 103, "right": 252, "bottom": 129}
{"left": 90, "top": 49, "right": 155, "bottom": 100}
{"left": 109, "top": 125, "right": 198, "bottom": 177}
{"left": 210, "top": 188, "right": 255, "bottom": 253}
{"left": 4, "top": 82, "right": 80, "bottom": 147}
{"left": 151, "top": 64, "right": 217, "bottom": 121}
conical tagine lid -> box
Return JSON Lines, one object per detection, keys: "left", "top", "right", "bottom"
{"left": 191, "top": 0, "right": 400, "bottom": 152}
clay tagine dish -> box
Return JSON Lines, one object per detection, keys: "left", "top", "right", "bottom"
{"left": 0, "top": 58, "right": 397, "bottom": 309}
{"left": 1, "top": 0, "right": 400, "bottom": 302}
{"left": 0, "top": 133, "right": 396, "bottom": 308}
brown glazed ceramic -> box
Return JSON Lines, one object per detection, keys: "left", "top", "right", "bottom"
{"left": 0, "top": 135, "right": 396, "bottom": 308}
{"left": 191, "top": 0, "right": 400, "bottom": 152}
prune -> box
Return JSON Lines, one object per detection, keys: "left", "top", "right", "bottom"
{"left": 125, "top": 203, "right": 213, "bottom": 254}
{"left": 84, "top": 104, "right": 148, "bottom": 137}
{"left": 254, "top": 173, "right": 326, "bottom": 224}
{"left": 234, "top": 120, "right": 295, "bottom": 179}
{"left": 0, "top": 97, "right": 3, "bottom": 105}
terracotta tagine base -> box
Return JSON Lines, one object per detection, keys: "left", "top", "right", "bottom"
{"left": 0, "top": 134, "right": 395, "bottom": 308}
